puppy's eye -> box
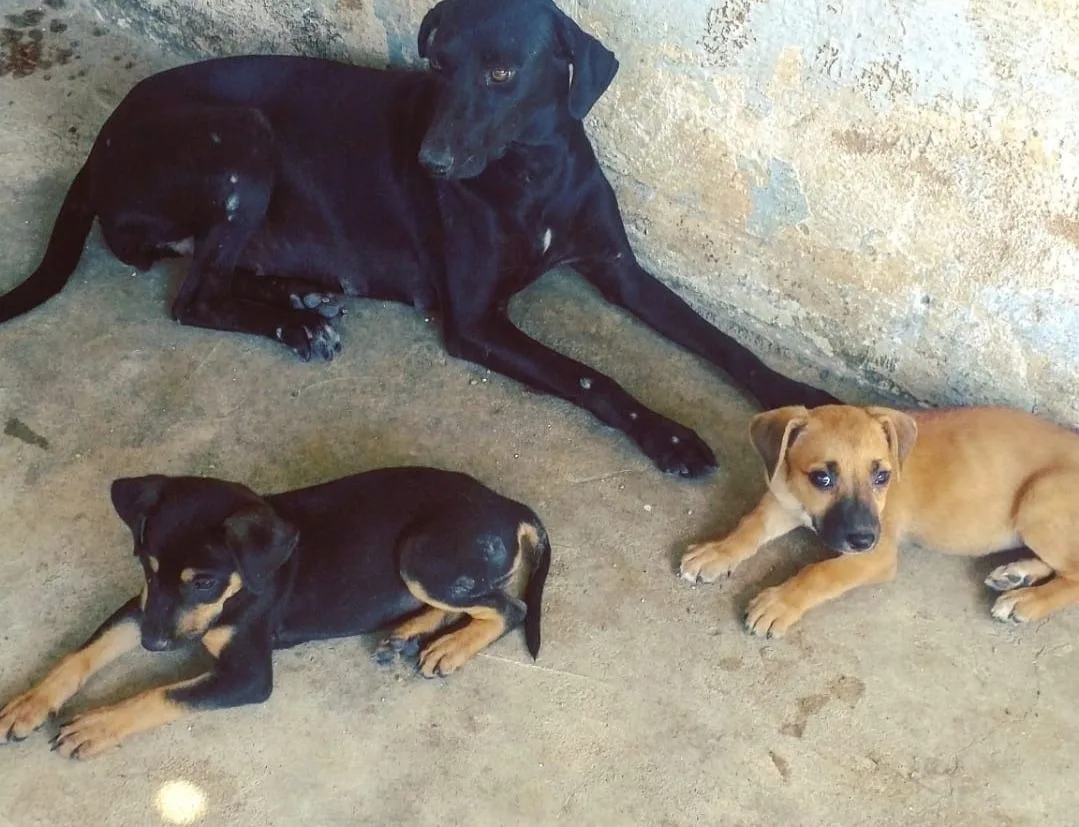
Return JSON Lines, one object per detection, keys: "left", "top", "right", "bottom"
{"left": 872, "top": 469, "right": 891, "bottom": 486}
{"left": 192, "top": 575, "right": 217, "bottom": 592}
{"left": 488, "top": 68, "right": 515, "bottom": 83}
{"left": 808, "top": 470, "right": 834, "bottom": 490}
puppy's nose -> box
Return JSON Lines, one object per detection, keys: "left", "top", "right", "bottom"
{"left": 845, "top": 531, "right": 878, "bottom": 552}
{"left": 419, "top": 145, "right": 455, "bottom": 176}
{"left": 141, "top": 632, "right": 172, "bottom": 652}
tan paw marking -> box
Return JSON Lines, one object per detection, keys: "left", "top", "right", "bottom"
{"left": 0, "top": 687, "right": 58, "bottom": 742}
{"left": 680, "top": 541, "right": 744, "bottom": 584}
{"left": 744, "top": 587, "right": 805, "bottom": 638}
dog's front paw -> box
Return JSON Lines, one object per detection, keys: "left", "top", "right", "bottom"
{"left": 0, "top": 687, "right": 56, "bottom": 743}
{"left": 274, "top": 316, "right": 342, "bottom": 362}
{"left": 373, "top": 635, "right": 421, "bottom": 667}
{"left": 680, "top": 540, "right": 743, "bottom": 583}
{"left": 990, "top": 585, "right": 1058, "bottom": 624}
{"left": 288, "top": 291, "right": 346, "bottom": 319}
{"left": 51, "top": 708, "right": 128, "bottom": 759}
{"left": 744, "top": 586, "right": 805, "bottom": 638}
{"left": 629, "top": 415, "right": 717, "bottom": 478}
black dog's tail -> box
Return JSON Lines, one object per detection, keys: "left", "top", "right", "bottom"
{"left": 521, "top": 520, "right": 552, "bottom": 660}
{"left": 0, "top": 164, "right": 95, "bottom": 322}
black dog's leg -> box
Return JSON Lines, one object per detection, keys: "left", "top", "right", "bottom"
{"left": 577, "top": 190, "right": 838, "bottom": 410}
{"left": 446, "top": 313, "right": 717, "bottom": 476}
{"left": 0, "top": 599, "right": 141, "bottom": 744}
{"left": 51, "top": 627, "right": 273, "bottom": 759}
{"left": 230, "top": 270, "right": 346, "bottom": 320}
{"left": 173, "top": 255, "right": 343, "bottom": 363}
{"left": 392, "top": 513, "right": 531, "bottom": 677}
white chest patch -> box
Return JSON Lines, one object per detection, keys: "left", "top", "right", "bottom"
{"left": 541, "top": 228, "right": 553, "bottom": 254}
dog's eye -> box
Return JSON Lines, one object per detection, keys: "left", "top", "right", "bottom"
{"left": 872, "top": 469, "right": 891, "bottom": 486}
{"left": 808, "top": 470, "right": 834, "bottom": 490}
{"left": 488, "top": 68, "right": 515, "bottom": 83}
{"left": 192, "top": 575, "right": 217, "bottom": 592}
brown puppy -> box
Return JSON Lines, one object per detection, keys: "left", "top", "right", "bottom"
{"left": 681, "top": 404, "right": 1079, "bottom": 637}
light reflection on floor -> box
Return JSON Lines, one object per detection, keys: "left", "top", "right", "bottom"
{"left": 154, "top": 779, "right": 208, "bottom": 825}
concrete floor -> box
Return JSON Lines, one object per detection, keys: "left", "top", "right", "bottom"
{"left": 0, "top": 3, "right": 1076, "bottom": 825}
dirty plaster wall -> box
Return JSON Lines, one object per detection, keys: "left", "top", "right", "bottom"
{"left": 92, "top": 0, "right": 1079, "bottom": 421}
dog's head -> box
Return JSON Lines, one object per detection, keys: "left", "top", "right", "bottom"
{"left": 111, "top": 475, "right": 299, "bottom": 651}
{"left": 749, "top": 405, "right": 918, "bottom": 554}
{"left": 417, "top": 0, "right": 618, "bottom": 179}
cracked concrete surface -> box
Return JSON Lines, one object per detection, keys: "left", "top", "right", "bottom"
{"left": 0, "top": 4, "right": 1076, "bottom": 825}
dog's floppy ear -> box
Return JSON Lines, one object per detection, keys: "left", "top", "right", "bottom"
{"left": 223, "top": 504, "right": 300, "bottom": 595}
{"left": 551, "top": 6, "right": 619, "bottom": 119}
{"left": 111, "top": 475, "right": 170, "bottom": 547}
{"left": 750, "top": 406, "right": 810, "bottom": 484}
{"left": 417, "top": 0, "right": 444, "bottom": 59}
{"left": 866, "top": 407, "right": 918, "bottom": 477}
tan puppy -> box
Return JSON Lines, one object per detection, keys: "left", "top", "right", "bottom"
{"left": 681, "top": 405, "right": 1079, "bottom": 637}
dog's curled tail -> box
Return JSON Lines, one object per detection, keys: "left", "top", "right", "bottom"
{"left": 521, "top": 520, "right": 552, "bottom": 660}
{"left": 0, "top": 164, "right": 95, "bottom": 322}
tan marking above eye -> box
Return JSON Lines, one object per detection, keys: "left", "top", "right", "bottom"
{"left": 147, "top": 557, "right": 159, "bottom": 573}
{"left": 180, "top": 568, "right": 195, "bottom": 583}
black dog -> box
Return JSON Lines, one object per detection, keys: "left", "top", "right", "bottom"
{"left": 0, "top": 468, "right": 550, "bottom": 759}
{"left": 0, "top": 0, "right": 835, "bottom": 476}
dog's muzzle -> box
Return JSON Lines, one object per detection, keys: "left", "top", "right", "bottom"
{"left": 817, "top": 496, "right": 880, "bottom": 554}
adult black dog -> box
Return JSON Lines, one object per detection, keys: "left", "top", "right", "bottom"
{"left": 0, "top": 0, "right": 836, "bottom": 476}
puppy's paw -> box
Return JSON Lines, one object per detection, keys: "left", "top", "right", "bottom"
{"left": 744, "top": 587, "right": 804, "bottom": 638}
{"left": 680, "top": 540, "right": 744, "bottom": 584}
{"left": 0, "top": 687, "right": 56, "bottom": 743}
{"left": 991, "top": 587, "right": 1048, "bottom": 624}
{"left": 274, "top": 316, "right": 342, "bottom": 362}
{"left": 629, "top": 415, "right": 717, "bottom": 479}
{"left": 417, "top": 629, "right": 483, "bottom": 678}
{"left": 288, "top": 291, "right": 346, "bottom": 319}
{"left": 51, "top": 708, "right": 127, "bottom": 759}
{"left": 373, "top": 635, "right": 421, "bottom": 667}
{"left": 985, "top": 559, "right": 1053, "bottom": 592}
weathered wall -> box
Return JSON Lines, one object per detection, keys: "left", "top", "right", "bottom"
{"left": 94, "top": 0, "right": 1079, "bottom": 421}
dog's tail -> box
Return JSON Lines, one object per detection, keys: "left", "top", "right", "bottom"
{"left": 521, "top": 519, "right": 552, "bottom": 660}
{"left": 0, "top": 164, "right": 95, "bottom": 322}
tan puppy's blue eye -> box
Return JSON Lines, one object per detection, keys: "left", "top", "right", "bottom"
{"left": 808, "top": 470, "right": 834, "bottom": 489}
{"left": 872, "top": 469, "right": 891, "bottom": 486}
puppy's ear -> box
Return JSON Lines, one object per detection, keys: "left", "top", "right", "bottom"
{"left": 750, "top": 406, "right": 810, "bottom": 483}
{"left": 417, "top": 0, "right": 444, "bottom": 59}
{"left": 111, "top": 475, "right": 170, "bottom": 547}
{"left": 866, "top": 407, "right": 918, "bottom": 476}
{"left": 223, "top": 504, "right": 300, "bottom": 595}
{"left": 552, "top": 8, "right": 619, "bottom": 119}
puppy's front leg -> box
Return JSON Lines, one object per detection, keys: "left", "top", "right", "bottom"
{"left": 745, "top": 535, "right": 899, "bottom": 638}
{"left": 52, "top": 627, "right": 272, "bottom": 759}
{"left": 0, "top": 598, "right": 141, "bottom": 743}
{"left": 680, "top": 492, "right": 801, "bottom": 583}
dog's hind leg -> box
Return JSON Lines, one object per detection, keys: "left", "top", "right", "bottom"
{"left": 990, "top": 470, "right": 1079, "bottom": 622}
{"left": 395, "top": 517, "right": 535, "bottom": 677}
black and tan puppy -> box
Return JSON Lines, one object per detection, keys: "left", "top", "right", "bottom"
{"left": 681, "top": 405, "right": 1079, "bottom": 637}
{"left": 0, "top": 468, "right": 550, "bottom": 758}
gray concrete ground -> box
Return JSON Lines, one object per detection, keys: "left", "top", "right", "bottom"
{"left": 0, "top": 3, "right": 1075, "bottom": 825}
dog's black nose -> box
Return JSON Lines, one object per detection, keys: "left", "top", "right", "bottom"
{"left": 845, "top": 531, "right": 877, "bottom": 551}
{"left": 141, "top": 633, "right": 172, "bottom": 652}
{"left": 419, "top": 145, "right": 455, "bottom": 176}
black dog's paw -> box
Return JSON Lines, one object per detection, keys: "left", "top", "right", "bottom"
{"left": 274, "top": 316, "right": 342, "bottom": 362}
{"left": 750, "top": 371, "right": 837, "bottom": 410}
{"left": 629, "top": 414, "right": 717, "bottom": 478}
{"left": 374, "top": 636, "right": 421, "bottom": 667}
{"left": 288, "top": 292, "right": 346, "bottom": 319}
